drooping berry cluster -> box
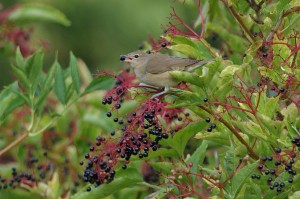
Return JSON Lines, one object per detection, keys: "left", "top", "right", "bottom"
{"left": 0, "top": 153, "right": 53, "bottom": 190}
{"left": 81, "top": 97, "right": 191, "bottom": 190}
{"left": 251, "top": 136, "right": 300, "bottom": 194}
{"left": 81, "top": 71, "right": 193, "bottom": 191}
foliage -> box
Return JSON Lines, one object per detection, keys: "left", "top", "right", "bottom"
{"left": 0, "top": 0, "right": 300, "bottom": 199}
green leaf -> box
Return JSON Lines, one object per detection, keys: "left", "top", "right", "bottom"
{"left": 71, "top": 168, "right": 143, "bottom": 199}
{"left": 54, "top": 63, "right": 67, "bottom": 104}
{"left": 15, "top": 47, "right": 24, "bottom": 68}
{"left": 69, "top": 52, "right": 81, "bottom": 94}
{"left": 171, "top": 35, "right": 199, "bottom": 49}
{"left": 0, "top": 83, "right": 26, "bottom": 122}
{"left": 149, "top": 162, "right": 175, "bottom": 174}
{"left": 48, "top": 172, "right": 60, "bottom": 199}
{"left": 82, "top": 76, "right": 115, "bottom": 96}
{"left": 11, "top": 66, "right": 30, "bottom": 91}
{"left": 35, "top": 61, "right": 58, "bottom": 114}
{"left": 290, "top": 191, "right": 300, "bottom": 199}
{"left": 186, "top": 141, "right": 208, "bottom": 174}
{"left": 235, "top": 182, "right": 262, "bottom": 199}
{"left": 224, "top": 144, "right": 237, "bottom": 177}
{"left": 224, "top": 161, "right": 258, "bottom": 197}
{"left": 172, "top": 120, "right": 207, "bottom": 155}
{"left": 170, "top": 71, "right": 203, "bottom": 87}
{"left": 168, "top": 44, "right": 201, "bottom": 59}
{"left": 8, "top": 3, "right": 71, "bottom": 26}
{"left": 21, "top": 51, "right": 44, "bottom": 93}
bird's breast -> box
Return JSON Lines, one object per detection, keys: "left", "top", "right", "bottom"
{"left": 140, "top": 72, "right": 179, "bottom": 88}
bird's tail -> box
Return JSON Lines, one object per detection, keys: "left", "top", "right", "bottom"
{"left": 187, "top": 58, "right": 215, "bottom": 72}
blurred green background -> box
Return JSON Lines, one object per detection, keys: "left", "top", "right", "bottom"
{"left": 1, "top": 0, "right": 197, "bottom": 87}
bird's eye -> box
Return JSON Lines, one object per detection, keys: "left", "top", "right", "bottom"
{"left": 134, "top": 54, "right": 139, "bottom": 58}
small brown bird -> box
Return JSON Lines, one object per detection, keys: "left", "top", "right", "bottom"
{"left": 120, "top": 50, "right": 214, "bottom": 98}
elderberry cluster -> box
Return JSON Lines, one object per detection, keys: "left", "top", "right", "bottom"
{"left": 251, "top": 136, "right": 300, "bottom": 194}
{"left": 0, "top": 153, "right": 52, "bottom": 190}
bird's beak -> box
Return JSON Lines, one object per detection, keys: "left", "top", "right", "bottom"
{"left": 120, "top": 55, "right": 132, "bottom": 62}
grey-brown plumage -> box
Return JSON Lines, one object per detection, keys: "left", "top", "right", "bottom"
{"left": 120, "top": 50, "right": 214, "bottom": 98}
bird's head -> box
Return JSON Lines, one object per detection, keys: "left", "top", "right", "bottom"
{"left": 120, "top": 50, "right": 151, "bottom": 68}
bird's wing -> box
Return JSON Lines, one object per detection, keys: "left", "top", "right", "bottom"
{"left": 145, "top": 54, "right": 203, "bottom": 74}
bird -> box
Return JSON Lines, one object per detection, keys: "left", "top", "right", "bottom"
{"left": 120, "top": 50, "right": 214, "bottom": 98}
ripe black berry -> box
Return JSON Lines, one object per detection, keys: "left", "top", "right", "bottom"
{"left": 258, "top": 164, "right": 263, "bottom": 170}
{"left": 86, "top": 187, "right": 91, "bottom": 192}
{"left": 205, "top": 117, "right": 211, "bottom": 123}
{"left": 264, "top": 170, "right": 270, "bottom": 175}
{"left": 251, "top": 174, "right": 256, "bottom": 179}
{"left": 113, "top": 118, "right": 118, "bottom": 122}
{"left": 288, "top": 178, "right": 293, "bottom": 183}
{"left": 115, "top": 103, "right": 121, "bottom": 109}
{"left": 207, "top": 127, "right": 212, "bottom": 132}
{"left": 277, "top": 187, "right": 282, "bottom": 193}
{"left": 275, "top": 148, "right": 281, "bottom": 153}
{"left": 161, "top": 42, "right": 167, "bottom": 47}
{"left": 106, "top": 112, "right": 112, "bottom": 117}
{"left": 270, "top": 169, "right": 276, "bottom": 175}
{"left": 211, "top": 123, "right": 216, "bottom": 129}
{"left": 122, "top": 164, "right": 127, "bottom": 169}
{"left": 262, "top": 52, "right": 268, "bottom": 57}
{"left": 267, "top": 177, "right": 272, "bottom": 182}
{"left": 203, "top": 98, "right": 208, "bottom": 102}
{"left": 267, "top": 156, "right": 273, "bottom": 161}
{"left": 279, "top": 182, "right": 285, "bottom": 188}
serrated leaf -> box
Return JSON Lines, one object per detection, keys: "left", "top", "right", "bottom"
{"left": 168, "top": 44, "right": 201, "bottom": 59}
{"left": 170, "top": 71, "right": 203, "bottom": 87}
{"left": 171, "top": 35, "right": 198, "bottom": 49}
{"left": 149, "top": 162, "right": 174, "bottom": 174}
{"left": 82, "top": 76, "right": 115, "bottom": 96}
{"left": 54, "top": 63, "right": 66, "bottom": 104}
{"left": 8, "top": 3, "right": 71, "bottom": 26}
{"left": 235, "top": 182, "right": 262, "bottom": 199}
{"left": 224, "top": 161, "right": 258, "bottom": 197}
{"left": 35, "top": 61, "right": 58, "bottom": 114}
{"left": 172, "top": 120, "right": 207, "bottom": 155}
{"left": 29, "top": 52, "right": 44, "bottom": 91}
{"left": 15, "top": 47, "right": 24, "bottom": 68}
{"left": 224, "top": 144, "right": 236, "bottom": 177}
{"left": 69, "top": 52, "right": 81, "bottom": 94}
{"left": 48, "top": 172, "right": 60, "bottom": 199}
{"left": 186, "top": 140, "right": 208, "bottom": 174}
{"left": 0, "top": 83, "right": 26, "bottom": 122}
{"left": 11, "top": 66, "right": 31, "bottom": 91}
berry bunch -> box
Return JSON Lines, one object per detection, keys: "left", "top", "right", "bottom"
{"left": 251, "top": 136, "right": 300, "bottom": 194}
{"left": 0, "top": 153, "right": 53, "bottom": 190}
{"left": 81, "top": 71, "right": 193, "bottom": 191}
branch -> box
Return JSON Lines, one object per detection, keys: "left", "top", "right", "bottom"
{"left": 198, "top": 105, "right": 259, "bottom": 160}
{"left": 221, "top": 0, "right": 256, "bottom": 43}
{"left": 0, "top": 131, "right": 29, "bottom": 157}
{"left": 266, "top": 6, "right": 300, "bottom": 42}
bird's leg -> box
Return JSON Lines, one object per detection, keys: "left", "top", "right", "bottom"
{"left": 151, "top": 87, "right": 169, "bottom": 99}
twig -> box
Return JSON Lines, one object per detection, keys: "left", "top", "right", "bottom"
{"left": 221, "top": 0, "right": 256, "bottom": 43}
{"left": 0, "top": 131, "right": 29, "bottom": 157}
{"left": 266, "top": 6, "right": 300, "bottom": 42}
{"left": 198, "top": 105, "right": 259, "bottom": 160}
